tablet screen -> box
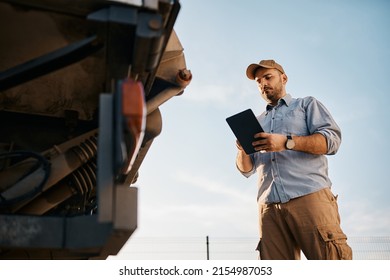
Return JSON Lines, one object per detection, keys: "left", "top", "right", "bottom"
{"left": 226, "top": 109, "right": 264, "bottom": 154}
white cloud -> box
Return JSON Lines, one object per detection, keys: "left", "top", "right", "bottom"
{"left": 181, "top": 78, "right": 258, "bottom": 110}
{"left": 182, "top": 82, "right": 233, "bottom": 104}
{"left": 175, "top": 170, "right": 255, "bottom": 204}
{"left": 341, "top": 199, "right": 390, "bottom": 236}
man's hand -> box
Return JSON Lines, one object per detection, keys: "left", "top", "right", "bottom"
{"left": 235, "top": 140, "right": 253, "bottom": 172}
{"left": 236, "top": 140, "right": 244, "bottom": 151}
{"left": 252, "top": 132, "right": 287, "bottom": 152}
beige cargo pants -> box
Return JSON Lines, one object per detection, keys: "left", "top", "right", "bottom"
{"left": 256, "top": 187, "right": 352, "bottom": 260}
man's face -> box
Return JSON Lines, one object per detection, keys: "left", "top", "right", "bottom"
{"left": 254, "top": 68, "right": 287, "bottom": 105}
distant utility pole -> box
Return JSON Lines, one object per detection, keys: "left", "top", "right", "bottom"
{"left": 206, "top": 236, "right": 210, "bottom": 260}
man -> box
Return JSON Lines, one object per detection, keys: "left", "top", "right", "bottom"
{"left": 236, "top": 59, "right": 352, "bottom": 260}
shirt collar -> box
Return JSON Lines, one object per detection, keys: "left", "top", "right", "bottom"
{"left": 266, "top": 93, "right": 292, "bottom": 111}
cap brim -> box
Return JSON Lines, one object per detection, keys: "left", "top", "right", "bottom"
{"left": 246, "top": 64, "right": 261, "bottom": 80}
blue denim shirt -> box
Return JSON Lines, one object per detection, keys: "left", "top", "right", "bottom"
{"left": 240, "top": 94, "right": 341, "bottom": 204}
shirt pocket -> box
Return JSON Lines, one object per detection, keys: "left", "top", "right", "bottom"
{"left": 283, "top": 109, "right": 308, "bottom": 135}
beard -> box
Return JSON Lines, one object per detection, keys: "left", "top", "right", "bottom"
{"left": 261, "top": 79, "right": 284, "bottom": 105}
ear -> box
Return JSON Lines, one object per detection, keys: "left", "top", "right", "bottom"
{"left": 282, "top": 73, "right": 288, "bottom": 85}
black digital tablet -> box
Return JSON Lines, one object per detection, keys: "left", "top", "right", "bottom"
{"left": 226, "top": 109, "right": 264, "bottom": 154}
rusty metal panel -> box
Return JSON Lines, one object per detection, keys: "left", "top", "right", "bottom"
{"left": 0, "top": 214, "right": 64, "bottom": 248}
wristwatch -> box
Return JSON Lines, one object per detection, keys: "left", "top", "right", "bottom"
{"left": 285, "top": 135, "right": 295, "bottom": 150}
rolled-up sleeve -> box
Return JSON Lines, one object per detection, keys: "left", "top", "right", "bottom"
{"left": 306, "top": 97, "right": 342, "bottom": 155}
{"left": 236, "top": 154, "right": 256, "bottom": 178}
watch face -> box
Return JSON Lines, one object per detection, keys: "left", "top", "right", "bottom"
{"left": 286, "top": 139, "right": 295, "bottom": 149}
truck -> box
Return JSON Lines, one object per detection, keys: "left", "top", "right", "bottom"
{"left": 0, "top": 0, "right": 191, "bottom": 259}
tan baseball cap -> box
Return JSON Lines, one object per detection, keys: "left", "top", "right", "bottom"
{"left": 246, "top": 59, "right": 285, "bottom": 80}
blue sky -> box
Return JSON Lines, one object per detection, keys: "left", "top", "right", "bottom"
{"left": 112, "top": 0, "right": 390, "bottom": 259}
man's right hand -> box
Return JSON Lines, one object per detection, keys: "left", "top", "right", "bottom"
{"left": 235, "top": 140, "right": 253, "bottom": 172}
{"left": 236, "top": 140, "right": 244, "bottom": 151}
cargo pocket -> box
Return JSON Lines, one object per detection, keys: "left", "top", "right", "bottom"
{"left": 317, "top": 224, "right": 352, "bottom": 260}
